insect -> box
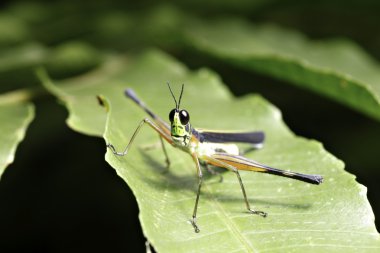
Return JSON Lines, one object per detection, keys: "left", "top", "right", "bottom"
{"left": 107, "top": 84, "right": 323, "bottom": 233}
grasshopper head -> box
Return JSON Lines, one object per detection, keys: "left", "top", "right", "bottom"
{"left": 167, "top": 83, "right": 192, "bottom": 147}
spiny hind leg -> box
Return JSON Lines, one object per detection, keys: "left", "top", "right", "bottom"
{"left": 203, "top": 154, "right": 267, "bottom": 217}
{"left": 234, "top": 169, "right": 267, "bottom": 217}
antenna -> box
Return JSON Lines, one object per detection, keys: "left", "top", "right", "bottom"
{"left": 167, "top": 82, "right": 178, "bottom": 109}
{"left": 167, "top": 83, "right": 185, "bottom": 110}
{"left": 177, "top": 84, "right": 184, "bottom": 109}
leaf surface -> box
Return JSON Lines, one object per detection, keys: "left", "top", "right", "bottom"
{"left": 184, "top": 18, "right": 380, "bottom": 121}
{"left": 0, "top": 102, "right": 34, "bottom": 179}
{"left": 40, "top": 49, "right": 380, "bottom": 252}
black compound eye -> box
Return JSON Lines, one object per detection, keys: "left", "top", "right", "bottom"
{"left": 169, "top": 109, "right": 176, "bottom": 122}
{"left": 179, "top": 110, "right": 190, "bottom": 125}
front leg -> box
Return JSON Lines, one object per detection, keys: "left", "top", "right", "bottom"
{"left": 107, "top": 118, "right": 173, "bottom": 164}
{"left": 158, "top": 134, "right": 171, "bottom": 170}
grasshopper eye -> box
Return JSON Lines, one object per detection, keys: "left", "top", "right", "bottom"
{"left": 169, "top": 109, "right": 176, "bottom": 122}
{"left": 179, "top": 110, "right": 190, "bottom": 125}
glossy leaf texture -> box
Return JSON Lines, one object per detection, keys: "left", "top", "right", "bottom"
{"left": 40, "top": 49, "right": 380, "bottom": 252}
{"left": 184, "top": 18, "right": 380, "bottom": 121}
{"left": 0, "top": 102, "right": 34, "bottom": 179}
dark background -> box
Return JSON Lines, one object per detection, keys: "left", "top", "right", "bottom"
{"left": 0, "top": 0, "right": 379, "bottom": 252}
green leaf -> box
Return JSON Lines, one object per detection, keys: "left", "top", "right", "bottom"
{"left": 183, "top": 18, "right": 380, "bottom": 121}
{"left": 0, "top": 41, "right": 102, "bottom": 91}
{"left": 37, "top": 55, "right": 127, "bottom": 136}
{"left": 0, "top": 102, "right": 34, "bottom": 179}
{"left": 40, "top": 49, "right": 380, "bottom": 252}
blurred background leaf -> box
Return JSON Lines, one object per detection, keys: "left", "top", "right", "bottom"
{"left": 183, "top": 18, "right": 380, "bottom": 121}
